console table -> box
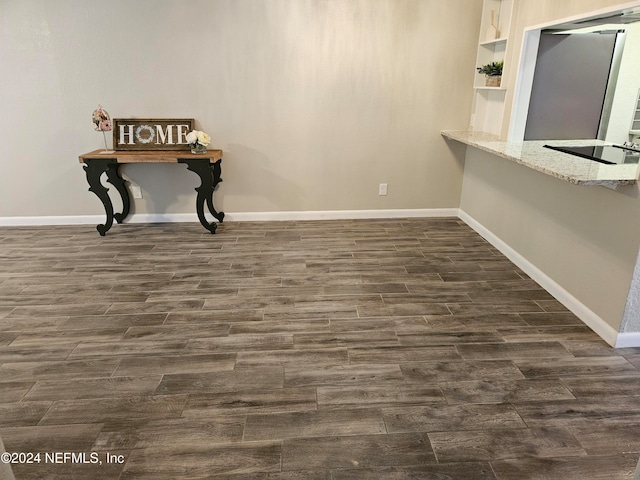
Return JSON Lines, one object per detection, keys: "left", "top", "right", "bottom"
{"left": 78, "top": 149, "right": 224, "bottom": 236}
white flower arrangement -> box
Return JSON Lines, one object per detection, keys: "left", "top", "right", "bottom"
{"left": 185, "top": 130, "right": 211, "bottom": 148}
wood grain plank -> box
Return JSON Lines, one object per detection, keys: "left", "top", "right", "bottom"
{"left": 281, "top": 433, "right": 435, "bottom": 470}
{"left": 243, "top": 410, "right": 386, "bottom": 441}
{"left": 428, "top": 427, "right": 586, "bottom": 462}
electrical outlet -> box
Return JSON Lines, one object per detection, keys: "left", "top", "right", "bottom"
{"left": 378, "top": 183, "right": 388, "bottom": 196}
{"left": 131, "top": 184, "right": 143, "bottom": 199}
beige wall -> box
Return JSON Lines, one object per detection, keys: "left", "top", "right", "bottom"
{"left": 0, "top": 0, "right": 481, "bottom": 218}
{"left": 461, "top": 0, "right": 640, "bottom": 335}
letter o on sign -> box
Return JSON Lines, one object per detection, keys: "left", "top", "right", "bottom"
{"left": 135, "top": 125, "right": 155, "bottom": 144}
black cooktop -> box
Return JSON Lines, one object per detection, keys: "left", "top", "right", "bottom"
{"left": 544, "top": 144, "right": 640, "bottom": 165}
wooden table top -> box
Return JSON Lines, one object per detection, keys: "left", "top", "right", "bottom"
{"left": 79, "top": 149, "right": 223, "bottom": 163}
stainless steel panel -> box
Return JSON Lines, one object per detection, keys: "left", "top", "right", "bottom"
{"left": 524, "top": 31, "right": 622, "bottom": 140}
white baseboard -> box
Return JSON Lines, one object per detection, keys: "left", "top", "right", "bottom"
{"left": 0, "top": 209, "right": 459, "bottom": 227}
{"left": 458, "top": 209, "right": 626, "bottom": 348}
{"left": 225, "top": 209, "right": 459, "bottom": 222}
{"left": 614, "top": 332, "right": 640, "bottom": 349}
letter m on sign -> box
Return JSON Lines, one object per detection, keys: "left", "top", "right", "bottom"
{"left": 155, "top": 124, "right": 174, "bottom": 145}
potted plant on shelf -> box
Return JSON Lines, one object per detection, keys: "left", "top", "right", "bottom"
{"left": 477, "top": 61, "right": 503, "bottom": 87}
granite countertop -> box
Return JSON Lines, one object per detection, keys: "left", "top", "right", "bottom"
{"left": 441, "top": 130, "right": 639, "bottom": 188}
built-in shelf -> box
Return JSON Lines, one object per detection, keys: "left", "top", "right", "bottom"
{"left": 471, "top": 0, "right": 517, "bottom": 136}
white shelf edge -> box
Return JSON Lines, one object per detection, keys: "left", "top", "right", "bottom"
{"left": 474, "top": 86, "right": 507, "bottom": 91}
{"left": 479, "top": 37, "right": 508, "bottom": 46}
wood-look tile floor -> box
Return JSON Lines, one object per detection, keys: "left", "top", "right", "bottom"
{"left": 1, "top": 218, "right": 640, "bottom": 479}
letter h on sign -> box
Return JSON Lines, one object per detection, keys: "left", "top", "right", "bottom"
{"left": 119, "top": 125, "right": 135, "bottom": 145}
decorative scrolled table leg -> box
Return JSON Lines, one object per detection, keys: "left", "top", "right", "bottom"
{"left": 208, "top": 159, "right": 225, "bottom": 223}
{"left": 82, "top": 158, "right": 116, "bottom": 236}
{"left": 179, "top": 158, "right": 225, "bottom": 234}
{"left": 105, "top": 163, "right": 130, "bottom": 224}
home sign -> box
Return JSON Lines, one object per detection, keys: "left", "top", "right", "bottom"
{"left": 113, "top": 118, "right": 194, "bottom": 150}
